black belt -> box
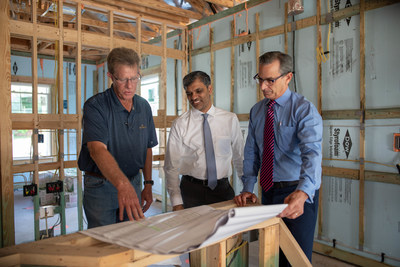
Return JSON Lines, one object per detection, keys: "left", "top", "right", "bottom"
{"left": 85, "top": 171, "right": 106, "bottom": 179}
{"left": 84, "top": 171, "right": 138, "bottom": 180}
{"left": 272, "top": 180, "right": 299, "bottom": 189}
{"left": 182, "top": 175, "right": 228, "bottom": 186}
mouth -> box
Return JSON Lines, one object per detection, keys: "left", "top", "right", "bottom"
{"left": 191, "top": 99, "right": 201, "bottom": 105}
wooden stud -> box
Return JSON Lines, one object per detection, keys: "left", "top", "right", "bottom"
{"left": 76, "top": 0, "right": 84, "bottom": 231}
{"left": 358, "top": 0, "right": 366, "bottom": 250}
{"left": 66, "top": 66, "right": 70, "bottom": 156}
{"left": 161, "top": 23, "right": 168, "bottom": 213}
{"left": 174, "top": 40, "right": 178, "bottom": 115}
{"left": 181, "top": 28, "right": 188, "bottom": 113}
{"left": 57, "top": 0, "right": 66, "bottom": 236}
{"left": 0, "top": 0, "right": 14, "bottom": 247}
{"left": 108, "top": 10, "right": 113, "bottom": 89}
{"left": 279, "top": 220, "right": 312, "bottom": 266}
{"left": 210, "top": 27, "right": 215, "bottom": 105}
{"left": 230, "top": 21, "right": 235, "bottom": 113}
{"left": 259, "top": 225, "right": 279, "bottom": 266}
{"left": 189, "top": 32, "right": 193, "bottom": 73}
{"left": 31, "top": 0, "right": 40, "bottom": 242}
{"left": 255, "top": 13, "right": 261, "bottom": 102}
{"left": 137, "top": 17, "right": 142, "bottom": 96}
{"left": 316, "top": 0, "right": 324, "bottom": 240}
{"left": 284, "top": 3, "right": 288, "bottom": 54}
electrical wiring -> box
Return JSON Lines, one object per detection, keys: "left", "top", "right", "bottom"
{"left": 316, "top": 0, "right": 331, "bottom": 64}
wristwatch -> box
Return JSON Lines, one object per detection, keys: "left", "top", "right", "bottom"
{"left": 143, "top": 180, "right": 154, "bottom": 186}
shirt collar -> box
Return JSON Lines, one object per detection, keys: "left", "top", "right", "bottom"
{"left": 110, "top": 84, "right": 136, "bottom": 112}
{"left": 265, "top": 87, "right": 291, "bottom": 107}
{"left": 191, "top": 105, "right": 215, "bottom": 118}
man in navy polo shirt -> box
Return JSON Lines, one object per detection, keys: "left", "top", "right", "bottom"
{"left": 78, "top": 47, "right": 158, "bottom": 228}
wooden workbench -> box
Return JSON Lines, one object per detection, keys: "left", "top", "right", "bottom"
{"left": 0, "top": 201, "right": 311, "bottom": 266}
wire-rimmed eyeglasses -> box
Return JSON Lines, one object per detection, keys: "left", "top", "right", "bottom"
{"left": 253, "top": 73, "right": 287, "bottom": 85}
{"left": 112, "top": 74, "right": 142, "bottom": 84}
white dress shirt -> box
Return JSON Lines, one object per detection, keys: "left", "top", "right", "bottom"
{"left": 164, "top": 105, "right": 244, "bottom": 207}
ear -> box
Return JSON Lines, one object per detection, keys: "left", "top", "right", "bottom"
{"left": 208, "top": 84, "right": 213, "bottom": 95}
{"left": 285, "top": 72, "right": 293, "bottom": 84}
{"left": 107, "top": 72, "right": 112, "bottom": 79}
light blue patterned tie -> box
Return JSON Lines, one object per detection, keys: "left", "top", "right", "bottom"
{"left": 202, "top": 113, "right": 217, "bottom": 190}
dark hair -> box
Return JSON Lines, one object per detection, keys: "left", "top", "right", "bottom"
{"left": 259, "top": 51, "right": 293, "bottom": 74}
{"left": 183, "top": 71, "right": 211, "bottom": 90}
{"left": 107, "top": 47, "right": 140, "bottom": 74}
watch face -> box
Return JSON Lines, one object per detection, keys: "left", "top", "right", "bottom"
{"left": 144, "top": 180, "right": 154, "bottom": 185}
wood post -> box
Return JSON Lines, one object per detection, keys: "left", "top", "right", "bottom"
{"left": 0, "top": 0, "right": 14, "bottom": 247}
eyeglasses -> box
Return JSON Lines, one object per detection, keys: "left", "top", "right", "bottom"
{"left": 112, "top": 74, "right": 141, "bottom": 84}
{"left": 253, "top": 73, "right": 287, "bottom": 85}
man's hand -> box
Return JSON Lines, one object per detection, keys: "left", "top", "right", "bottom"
{"left": 234, "top": 192, "right": 258, "bottom": 207}
{"left": 173, "top": 204, "right": 184, "bottom": 211}
{"left": 141, "top": 184, "right": 153, "bottom": 213}
{"left": 278, "top": 190, "right": 308, "bottom": 219}
{"left": 116, "top": 180, "right": 144, "bottom": 221}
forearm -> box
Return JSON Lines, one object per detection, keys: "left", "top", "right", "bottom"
{"left": 143, "top": 148, "right": 153, "bottom": 181}
{"left": 88, "top": 141, "right": 130, "bottom": 190}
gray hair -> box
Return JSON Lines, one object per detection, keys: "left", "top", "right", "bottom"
{"left": 259, "top": 51, "right": 293, "bottom": 75}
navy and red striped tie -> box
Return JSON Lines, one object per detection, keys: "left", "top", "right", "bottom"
{"left": 260, "top": 100, "right": 276, "bottom": 192}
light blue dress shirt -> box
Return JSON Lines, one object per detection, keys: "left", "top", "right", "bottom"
{"left": 241, "top": 88, "right": 323, "bottom": 202}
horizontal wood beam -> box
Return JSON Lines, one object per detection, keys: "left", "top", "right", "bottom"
{"left": 10, "top": 20, "right": 184, "bottom": 60}
{"left": 205, "top": 0, "right": 234, "bottom": 8}
{"left": 188, "top": 0, "right": 270, "bottom": 30}
{"left": 11, "top": 75, "right": 55, "bottom": 85}
{"left": 81, "top": 0, "right": 189, "bottom": 27}
{"left": 12, "top": 155, "right": 165, "bottom": 174}
{"left": 322, "top": 108, "right": 400, "bottom": 120}
{"left": 322, "top": 166, "right": 400, "bottom": 185}
{"left": 313, "top": 241, "right": 392, "bottom": 267}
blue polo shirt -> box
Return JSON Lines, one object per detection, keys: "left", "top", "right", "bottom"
{"left": 78, "top": 86, "right": 158, "bottom": 178}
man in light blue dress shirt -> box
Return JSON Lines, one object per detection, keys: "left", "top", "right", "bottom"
{"left": 234, "top": 51, "right": 322, "bottom": 266}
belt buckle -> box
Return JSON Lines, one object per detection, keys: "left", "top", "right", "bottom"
{"left": 202, "top": 179, "right": 208, "bottom": 186}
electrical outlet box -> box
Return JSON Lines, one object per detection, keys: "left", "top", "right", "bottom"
{"left": 40, "top": 205, "right": 55, "bottom": 219}
{"left": 23, "top": 184, "right": 37, "bottom": 197}
{"left": 39, "top": 228, "right": 54, "bottom": 240}
{"left": 46, "top": 180, "right": 63, "bottom": 194}
{"left": 394, "top": 133, "right": 400, "bottom": 152}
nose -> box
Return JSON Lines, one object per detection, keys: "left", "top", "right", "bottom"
{"left": 125, "top": 79, "right": 135, "bottom": 88}
{"left": 190, "top": 92, "right": 198, "bottom": 101}
{"left": 260, "top": 81, "right": 269, "bottom": 91}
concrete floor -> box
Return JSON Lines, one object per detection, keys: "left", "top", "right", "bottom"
{"left": 13, "top": 189, "right": 354, "bottom": 266}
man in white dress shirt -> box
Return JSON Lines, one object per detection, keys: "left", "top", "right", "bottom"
{"left": 164, "top": 71, "right": 244, "bottom": 211}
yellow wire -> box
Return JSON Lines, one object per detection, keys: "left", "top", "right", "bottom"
{"left": 316, "top": 0, "right": 331, "bottom": 63}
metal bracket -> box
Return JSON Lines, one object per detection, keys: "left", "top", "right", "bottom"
{"left": 33, "top": 129, "right": 39, "bottom": 135}
{"left": 60, "top": 153, "right": 64, "bottom": 159}
{"left": 59, "top": 129, "right": 64, "bottom": 135}
{"left": 359, "top": 157, "right": 365, "bottom": 165}
{"left": 33, "top": 155, "right": 39, "bottom": 161}
{"left": 360, "top": 123, "right": 365, "bottom": 131}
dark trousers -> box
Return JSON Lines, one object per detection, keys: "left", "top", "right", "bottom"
{"left": 180, "top": 175, "right": 235, "bottom": 208}
{"left": 262, "top": 184, "right": 319, "bottom": 266}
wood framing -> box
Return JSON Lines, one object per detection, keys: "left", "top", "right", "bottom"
{"left": 0, "top": 0, "right": 14, "bottom": 247}
{"left": 313, "top": 242, "right": 391, "bottom": 267}
{"left": 3, "top": 0, "right": 187, "bottom": 247}
{"left": 0, "top": 200, "right": 311, "bottom": 267}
